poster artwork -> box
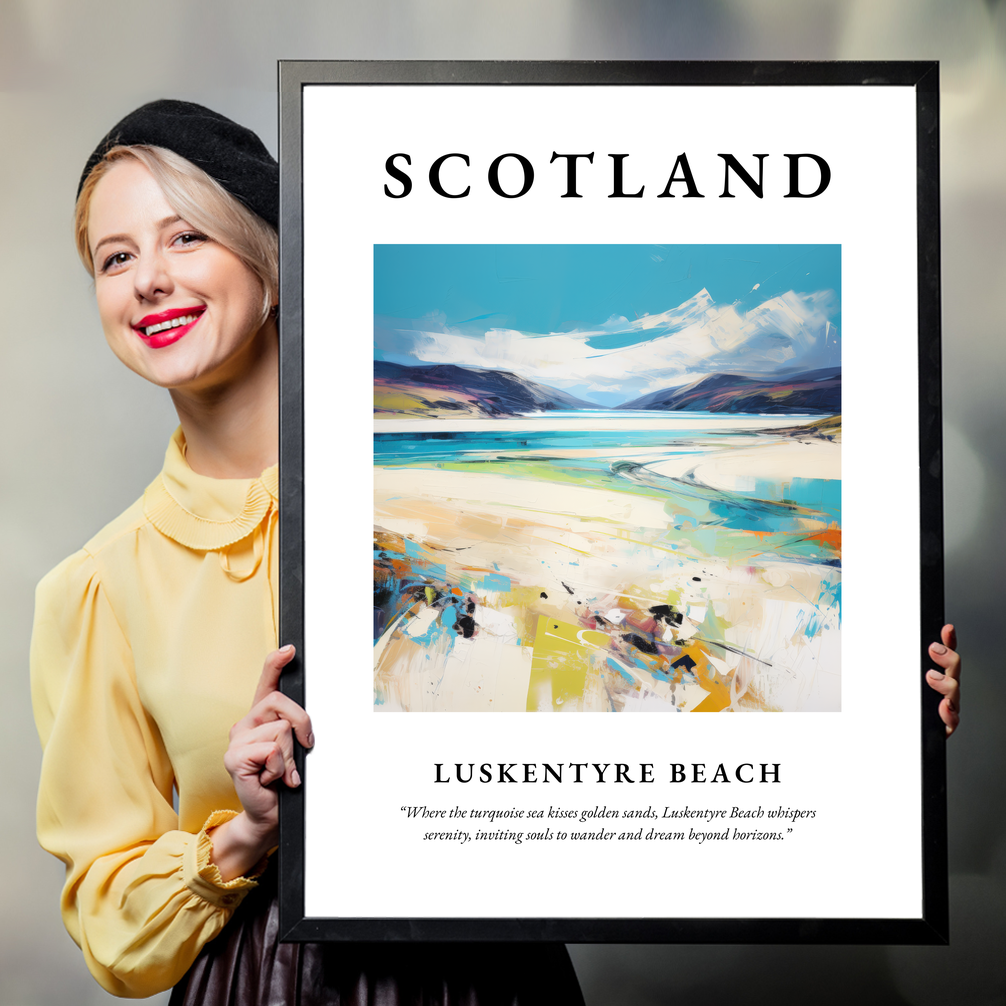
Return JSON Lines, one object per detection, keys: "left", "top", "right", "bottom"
{"left": 373, "top": 243, "right": 841, "bottom": 713}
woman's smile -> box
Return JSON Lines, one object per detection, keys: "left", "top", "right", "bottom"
{"left": 133, "top": 305, "right": 207, "bottom": 347}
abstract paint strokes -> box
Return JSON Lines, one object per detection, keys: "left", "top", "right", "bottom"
{"left": 373, "top": 245, "right": 841, "bottom": 712}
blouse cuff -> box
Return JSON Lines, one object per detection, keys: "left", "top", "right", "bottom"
{"left": 183, "top": 810, "right": 269, "bottom": 909}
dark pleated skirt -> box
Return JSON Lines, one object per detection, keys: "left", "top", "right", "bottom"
{"left": 169, "top": 869, "right": 584, "bottom": 1006}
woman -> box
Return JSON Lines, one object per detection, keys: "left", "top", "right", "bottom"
{"left": 31, "top": 100, "right": 586, "bottom": 1003}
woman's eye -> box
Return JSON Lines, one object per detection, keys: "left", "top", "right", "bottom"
{"left": 173, "top": 231, "right": 207, "bottom": 248}
{"left": 101, "top": 251, "right": 131, "bottom": 273}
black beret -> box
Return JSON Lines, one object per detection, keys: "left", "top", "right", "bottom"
{"left": 77, "top": 99, "right": 278, "bottom": 228}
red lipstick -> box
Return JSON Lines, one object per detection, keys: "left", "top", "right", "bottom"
{"left": 132, "top": 306, "right": 205, "bottom": 349}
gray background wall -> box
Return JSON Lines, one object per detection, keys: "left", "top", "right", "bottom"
{"left": 1, "top": 2, "right": 1003, "bottom": 1003}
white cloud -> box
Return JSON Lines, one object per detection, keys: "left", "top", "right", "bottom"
{"left": 377, "top": 287, "right": 840, "bottom": 403}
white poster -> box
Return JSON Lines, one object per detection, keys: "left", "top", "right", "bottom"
{"left": 284, "top": 64, "right": 943, "bottom": 941}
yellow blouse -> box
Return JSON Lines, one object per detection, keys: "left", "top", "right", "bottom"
{"left": 31, "top": 429, "right": 279, "bottom": 998}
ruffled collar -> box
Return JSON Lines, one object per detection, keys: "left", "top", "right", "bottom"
{"left": 143, "top": 428, "right": 278, "bottom": 551}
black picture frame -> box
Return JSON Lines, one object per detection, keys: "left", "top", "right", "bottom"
{"left": 277, "top": 60, "right": 945, "bottom": 944}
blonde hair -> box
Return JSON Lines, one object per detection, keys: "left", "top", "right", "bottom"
{"left": 75, "top": 145, "right": 278, "bottom": 323}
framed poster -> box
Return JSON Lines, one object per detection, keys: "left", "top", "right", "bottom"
{"left": 277, "top": 61, "right": 946, "bottom": 943}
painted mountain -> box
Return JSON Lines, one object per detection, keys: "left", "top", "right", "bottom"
{"left": 374, "top": 361, "right": 599, "bottom": 418}
{"left": 617, "top": 367, "right": 841, "bottom": 415}
{"left": 375, "top": 361, "right": 841, "bottom": 417}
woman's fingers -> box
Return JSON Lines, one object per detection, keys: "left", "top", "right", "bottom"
{"left": 925, "top": 668, "right": 959, "bottom": 704}
{"left": 252, "top": 644, "right": 296, "bottom": 707}
{"left": 940, "top": 698, "right": 960, "bottom": 737}
{"left": 941, "top": 623, "right": 958, "bottom": 654}
{"left": 224, "top": 738, "right": 288, "bottom": 788}
{"left": 253, "top": 691, "right": 314, "bottom": 748}
{"left": 224, "top": 645, "right": 311, "bottom": 810}
{"left": 259, "top": 742, "right": 289, "bottom": 787}
{"left": 218, "top": 647, "right": 308, "bottom": 846}
{"left": 240, "top": 644, "right": 314, "bottom": 748}
{"left": 927, "top": 623, "right": 961, "bottom": 737}
{"left": 928, "top": 639, "right": 961, "bottom": 684}
{"left": 230, "top": 719, "right": 302, "bottom": 788}
{"left": 929, "top": 640, "right": 960, "bottom": 675}
{"left": 232, "top": 689, "right": 313, "bottom": 750}
{"left": 924, "top": 677, "right": 960, "bottom": 736}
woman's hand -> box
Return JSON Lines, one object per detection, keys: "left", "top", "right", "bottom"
{"left": 926, "top": 624, "right": 961, "bottom": 738}
{"left": 209, "top": 645, "right": 314, "bottom": 881}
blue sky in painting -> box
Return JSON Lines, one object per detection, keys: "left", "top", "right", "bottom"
{"left": 374, "top": 244, "right": 841, "bottom": 406}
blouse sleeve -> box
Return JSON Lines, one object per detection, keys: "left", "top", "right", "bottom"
{"left": 31, "top": 549, "right": 262, "bottom": 998}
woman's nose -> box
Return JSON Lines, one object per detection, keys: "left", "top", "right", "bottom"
{"left": 133, "top": 249, "right": 173, "bottom": 302}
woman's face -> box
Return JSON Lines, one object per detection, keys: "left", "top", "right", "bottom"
{"left": 87, "top": 158, "right": 270, "bottom": 392}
